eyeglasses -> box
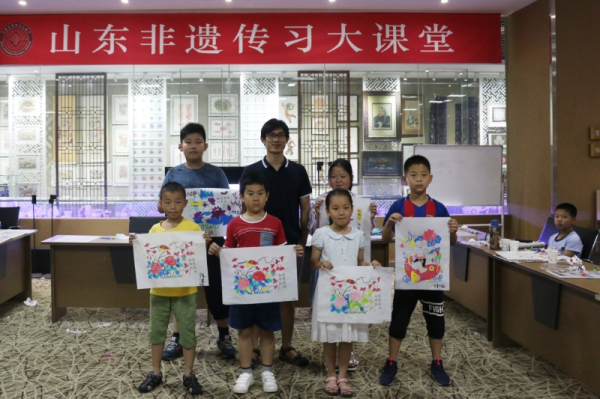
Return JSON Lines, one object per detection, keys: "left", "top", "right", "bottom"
{"left": 266, "top": 132, "right": 286, "bottom": 140}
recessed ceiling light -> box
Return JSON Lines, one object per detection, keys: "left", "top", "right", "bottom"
{"left": 121, "top": 0, "right": 129, "bottom": 4}
{"left": 329, "top": 0, "right": 336, "bottom": 2}
{"left": 225, "top": 0, "right": 232, "bottom": 3}
{"left": 18, "top": 1, "right": 27, "bottom": 5}
{"left": 441, "top": 0, "right": 449, "bottom": 4}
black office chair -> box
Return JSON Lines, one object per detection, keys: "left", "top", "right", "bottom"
{"left": 538, "top": 216, "right": 559, "bottom": 245}
{"left": 0, "top": 206, "right": 20, "bottom": 229}
{"left": 572, "top": 225, "right": 599, "bottom": 260}
{"left": 128, "top": 216, "right": 166, "bottom": 234}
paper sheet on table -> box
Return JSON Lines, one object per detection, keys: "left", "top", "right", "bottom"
{"left": 495, "top": 251, "right": 568, "bottom": 263}
{"left": 52, "top": 235, "right": 101, "bottom": 243}
{"left": 544, "top": 268, "right": 600, "bottom": 279}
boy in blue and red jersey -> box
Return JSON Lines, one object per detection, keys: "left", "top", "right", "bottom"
{"left": 379, "top": 155, "right": 458, "bottom": 387}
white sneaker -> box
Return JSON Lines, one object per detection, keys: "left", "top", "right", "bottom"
{"left": 233, "top": 373, "right": 254, "bottom": 394}
{"left": 261, "top": 371, "right": 278, "bottom": 393}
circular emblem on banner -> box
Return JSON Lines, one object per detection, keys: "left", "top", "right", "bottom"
{"left": 0, "top": 23, "right": 33, "bottom": 56}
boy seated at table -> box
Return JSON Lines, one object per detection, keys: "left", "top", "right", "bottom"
{"left": 547, "top": 202, "right": 583, "bottom": 257}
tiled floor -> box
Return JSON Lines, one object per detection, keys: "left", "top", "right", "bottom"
{"left": 0, "top": 279, "right": 596, "bottom": 398}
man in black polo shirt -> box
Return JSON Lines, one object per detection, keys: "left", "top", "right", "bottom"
{"left": 241, "top": 118, "right": 312, "bottom": 368}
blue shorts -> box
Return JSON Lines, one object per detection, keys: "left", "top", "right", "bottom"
{"left": 229, "top": 302, "right": 282, "bottom": 332}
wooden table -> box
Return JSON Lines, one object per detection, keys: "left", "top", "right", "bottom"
{"left": 0, "top": 230, "right": 35, "bottom": 306}
{"left": 43, "top": 235, "right": 209, "bottom": 322}
{"left": 447, "top": 237, "right": 600, "bottom": 394}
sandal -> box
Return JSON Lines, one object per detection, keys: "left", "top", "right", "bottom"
{"left": 337, "top": 378, "right": 353, "bottom": 398}
{"left": 251, "top": 348, "right": 261, "bottom": 370}
{"left": 324, "top": 376, "right": 339, "bottom": 396}
{"left": 348, "top": 351, "right": 359, "bottom": 372}
{"left": 279, "top": 346, "right": 309, "bottom": 367}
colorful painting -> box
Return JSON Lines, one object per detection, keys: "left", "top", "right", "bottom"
{"left": 220, "top": 245, "right": 298, "bottom": 304}
{"left": 132, "top": 231, "right": 209, "bottom": 289}
{"left": 171, "top": 95, "right": 198, "bottom": 135}
{"left": 318, "top": 196, "right": 372, "bottom": 262}
{"left": 395, "top": 217, "right": 450, "bottom": 290}
{"left": 316, "top": 267, "right": 392, "bottom": 324}
{"left": 279, "top": 96, "right": 298, "bottom": 129}
{"left": 182, "top": 188, "right": 241, "bottom": 236}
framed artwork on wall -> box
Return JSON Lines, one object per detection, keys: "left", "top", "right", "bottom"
{"left": 401, "top": 143, "right": 414, "bottom": 169}
{"left": 363, "top": 151, "right": 403, "bottom": 176}
{"left": 14, "top": 97, "right": 39, "bottom": 116}
{"left": 363, "top": 91, "right": 401, "bottom": 141}
{"left": 15, "top": 126, "right": 40, "bottom": 144}
{"left": 337, "top": 95, "right": 358, "bottom": 122}
{"left": 487, "top": 102, "right": 506, "bottom": 128}
{"left": 488, "top": 133, "right": 506, "bottom": 146}
{"left": 112, "top": 95, "right": 129, "bottom": 125}
{"left": 401, "top": 97, "right": 421, "bottom": 137}
{"left": 312, "top": 95, "right": 328, "bottom": 113}
{"left": 0, "top": 127, "right": 9, "bottom": 155}
{"left": 112, "top": 125, "right": 129, "bottom": 155}
{"left": 208, "top": 117, "right": 238, "bottom": 139}
{"left": 18, "top": 183, "right": 38, "bottom": 197}
{"left": 113, "top": 157, "right": 130, "bottom": 186}
{"left": 171, "top": 94, "right": 198, "bottom": 135}
{"left": 312, "top": 117, "right": 328, "bottom": 135}
{"left": 208, "top": 94, "right": 238, "bottom": 116}
{"left": 0, "top": 98, "right": 8, "bottom": 126}
{"left": 279, "top": 96, "right": 298, "bottom": 129}
{"left": 337, "top": 126, "right": 359, "bottom": 154}
{"left": 17, "top": 156, "right": 38, "bottom": 172}
{"left": 285, "top": 133, "right": 299, "bottom": 161}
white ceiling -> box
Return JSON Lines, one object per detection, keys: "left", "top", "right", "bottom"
{"left": 1, "top": 0, "right": 536, "bottom": 15}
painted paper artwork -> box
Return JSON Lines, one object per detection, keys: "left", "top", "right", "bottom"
{"left": 182, "top": 188, "right": 241, "bottom": 236}
{"left": 395, "top": 217, "right": 450, "bottom": 290}
{"left": 132, "top": 232, "right": 209, "bottom": 289}
{"left": 220, "top": 245, "right": 298, "bottom": 305}
{"left": 319, "top": 196, "right": 372, "bottom": 262}
{"left": 316, "top": 267, "right": 392, "bottom": 324}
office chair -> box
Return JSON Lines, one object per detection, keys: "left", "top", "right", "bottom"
{"left": 572, "top": 225, "right": 599, "bottom": 261}
{"left": 128, "top": 216, "right": 166, "bottom": 234}
{"left": 0, "top": 206, "right": 20, "bottom": 229}
{"left": 538, "top": 216, "right": 559, "bottom": 245}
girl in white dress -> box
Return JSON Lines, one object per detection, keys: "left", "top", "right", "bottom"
{"left": 310, "top": 189, "right": 380, "bottom": 397}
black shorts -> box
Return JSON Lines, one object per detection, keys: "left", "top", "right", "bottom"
{"left": 389, "top": 289, "right": 445, "bottom": 340}
{"left": 202, "top": 237, "right": 229, "bottom": 320}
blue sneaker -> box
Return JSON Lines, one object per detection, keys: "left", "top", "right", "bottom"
{"left": 162, "top": 340, "right": 183, "bottom": 360}
{"left": 430, "top": 359, "right": 451, "bottom": 386}
{"left": 217, "top": 335, "right": 237, "bottom": 359}
{"left": 379, "top": 359, "right": 398, "bottom": 386}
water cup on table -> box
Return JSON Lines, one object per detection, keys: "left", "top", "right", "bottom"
{"left": 547, "top": 248, "right": 559, "bottom": 264}
{"left": 509, "top": 240, "right": 520, "bottom": 252}
{"left": 500, "top": 238, "right": 511, "bottom": 251}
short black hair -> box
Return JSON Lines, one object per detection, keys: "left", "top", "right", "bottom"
{"left": 555, "top": 202, "right": 577, "bottom": 218}
{"left": 403, "top": 154, "right": 431, "bottom": 174}
{"left": 240, "top": 172, "right": 269, "bottom": 195}
{"left": 180, "top": 122, "right": 206, "bottom": 143}
{"left": 325, "top": 188, "right": 353, "bottom": 209}
{"left": 260, "top": 118, "right": 289, "bottom": 140}
{"left": 160, "top": 182, "right": 186, "bottom": 200}
{"left": 328, "top": 158, "right": 354, "bottom": 191}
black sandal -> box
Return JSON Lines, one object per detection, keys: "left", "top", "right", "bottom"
{"left": 251, "top": 348, "right": 261, "bottom": 369}
{"left": 279, "top": 346, "right": 309, "bottom": 367}
{"left": 138, "top": 372, "right": 163, "bottom": 393}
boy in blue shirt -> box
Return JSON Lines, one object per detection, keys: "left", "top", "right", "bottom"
{"left": 379, "top": 155, "right": 458, "bottom": 387}
{"left": 160, "top": 123, "right": 236, "bottom": 360}
{"left": 548, "top": 202, "right": 584, "bottom": 257}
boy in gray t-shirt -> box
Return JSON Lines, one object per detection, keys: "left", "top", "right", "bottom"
{"left": 159, "top": 122, "right": 236, "bottom": 361}
{"left": 547, "top": 202, "right": 583, "bottom": 257}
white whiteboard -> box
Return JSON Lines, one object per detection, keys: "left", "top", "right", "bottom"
{"left": 413, "top": 145, "right": 503, "bottom": 206}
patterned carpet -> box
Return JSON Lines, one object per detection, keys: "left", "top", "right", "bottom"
{"left": 0, "top": 279, "right": 596, "bottom": 399}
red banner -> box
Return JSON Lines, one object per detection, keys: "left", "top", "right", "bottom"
{"left": 0, "top": 13, "right": 501, "bottom": 65}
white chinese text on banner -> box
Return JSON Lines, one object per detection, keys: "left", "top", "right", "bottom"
{"left": 319, "top": 196, "right": 372, "bottom": 261}
{"left": 316, "top": 267, "right": 393, "bottom": 324}
{"left": 183, "top": 188, "right": 241, "bottom": 236}
{"left": 395, "top": 217, "right": 450, "bottom": 290}
{"left": 220, "top": 245, "right": 298, "bottom": 305}
{"left": 132, "top": 232, "right": 208, "bottom": 289}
